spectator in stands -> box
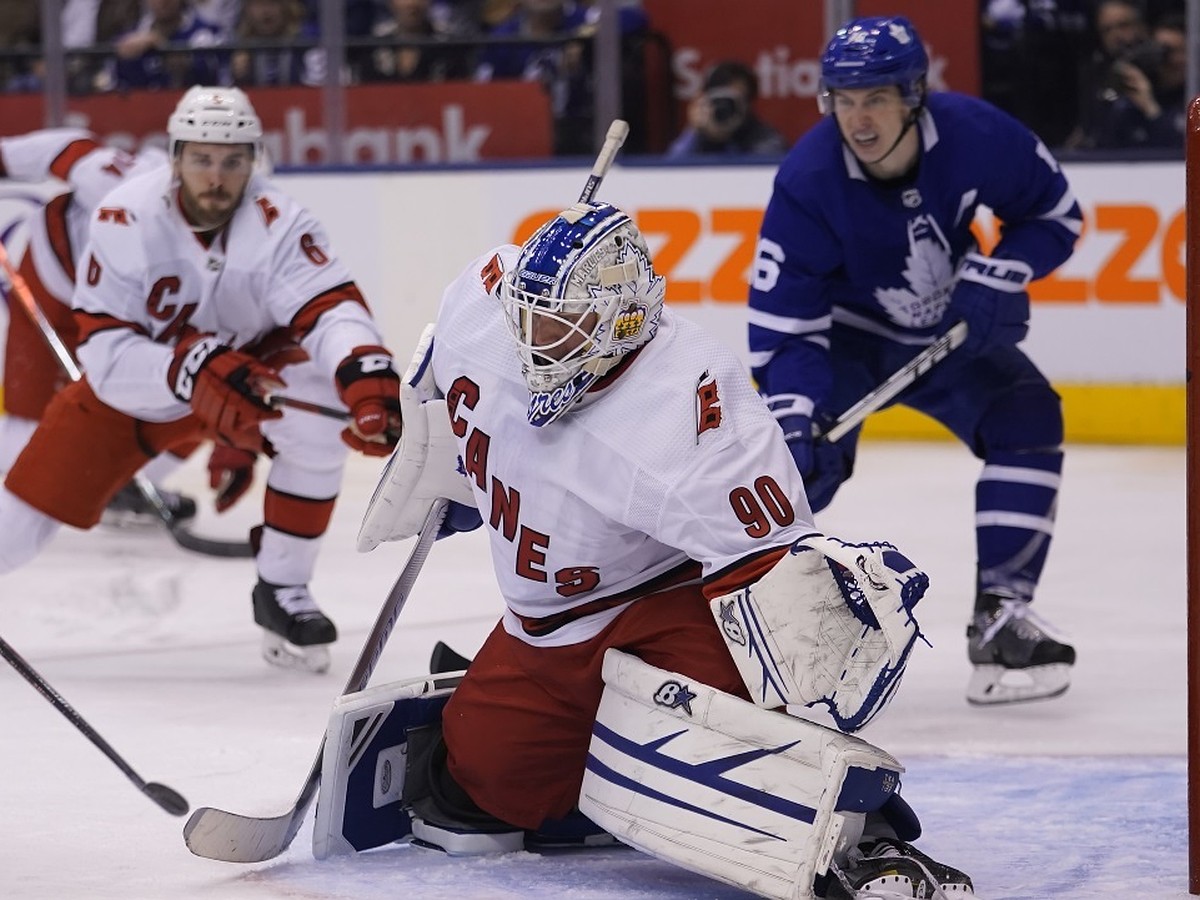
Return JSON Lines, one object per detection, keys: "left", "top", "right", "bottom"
{"left": 195, "top": 0, "right": 243, "bottom": 34}
{"left": 1064, "top": 0, "right": 1184, "bottom": 151}
{"left": 474, "top": 0, "right": 593, "bottom": 155}
{"left": 979, "top": 0, "right": 1090, "bottom": 149}
{"left": 226, "top": 0, "right": 324, "bottom": 86}
{"left": 1147, "top": 13, "right": 1187, "bottom": 142}
{"left": 0, "top": 0, "right": 41, "bottom": 92}
{"left": 356, "top": 0, "right": 474, "bottom": 83}
{"left": 104, "top": 0, "right": 224, "bottom": 90}
{"left": 58, "top": 0, "right": 142, "bottom": 94}
{"left": 666, "top": 60, "right": 788, "bottom": 158}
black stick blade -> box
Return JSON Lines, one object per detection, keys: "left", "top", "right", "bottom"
{"left": 145, "top": 782, "right": 190, "bottom": 816}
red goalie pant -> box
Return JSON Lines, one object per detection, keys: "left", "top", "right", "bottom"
{"left": 441, "top": 583, "right": 750, "bottom": 830}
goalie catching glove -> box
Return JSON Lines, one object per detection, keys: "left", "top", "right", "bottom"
{"left": 169, "top": 333, "right": 283, "bottom": 453}
{"left": 335, "top": 345, "right": 402, "bottom": 457}
{"left": 712, "top": 534, "right": 928, "bottom": 732}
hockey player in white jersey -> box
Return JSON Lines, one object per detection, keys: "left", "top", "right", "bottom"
{"left": 0, "top": 87, "right": 402, "bottom": 672}
{"left": 0, "top": 128, "right": 201, "bottom": 524}
{"left": 352, "top": 199, "right": 975, "bottom": 898}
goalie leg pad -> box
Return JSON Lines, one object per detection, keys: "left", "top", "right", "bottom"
{"left": 579, "top": 649, "right": 904, "bottom": 900}
{"left": 712, "top": 534, "right": 927, "bottom": 732}
{"left": 313, "top": 672, "right": 462, "bottom": 858}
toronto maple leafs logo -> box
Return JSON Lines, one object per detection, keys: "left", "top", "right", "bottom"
{"left": 873, "top": 215, "right": 955, "bottom": 328}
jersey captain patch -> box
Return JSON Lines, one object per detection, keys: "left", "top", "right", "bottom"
{"left": 695, "top": 370, "right": 722, "bottom": 440}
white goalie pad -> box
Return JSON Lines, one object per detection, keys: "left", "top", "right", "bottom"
{"left": 312, "top": 672, "right": 462, "bottom": 859}
{"left": 358, "top": 324, "right": 476, "bottom": 552}
{"left": 579, "top": 650, "right": 904, "bottom": 900}
{"left": 711, "top": 534, "right": 927, "bottom": 733}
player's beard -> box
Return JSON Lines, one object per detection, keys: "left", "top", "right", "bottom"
{"left": 179, "top": 184, "right": 245, "bottom": 232}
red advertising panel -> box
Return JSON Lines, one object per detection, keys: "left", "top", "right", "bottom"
{"left": 0, "top": 82, "right": 553, "bottom": 164}
{"left": 642, "top": 0, "right": 980, "bottom": 145}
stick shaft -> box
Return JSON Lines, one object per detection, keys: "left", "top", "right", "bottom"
{"left": 822, "top": 321, "right": 969, "bottom": 443}
{"left": 0, "top": 634, "right": 188, "bottom": 814}
{"left": 578, "top": 119, "right": 629, "bottom": 204}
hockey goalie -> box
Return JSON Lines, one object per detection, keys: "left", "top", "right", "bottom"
{"left": 313, "top": 191, "right": 978, "bottom": 898}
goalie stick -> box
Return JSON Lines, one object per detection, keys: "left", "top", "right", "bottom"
{"left": 820, "top": 320, "right": 969, "bottom": 444}
{"left": 182, "top": 499, "right": 448, "bottom": 863}
{"left": 0, "top": 634, "right": 189, "bottom": 816}
{"left": 0, "top": 239, "right": 253, "bottom": 558}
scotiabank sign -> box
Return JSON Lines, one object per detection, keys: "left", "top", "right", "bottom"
{"left": 643, "top": 0, "right": 980, "bottom": 144}
{"left": 3, "top": 83, "right": 552, "bottom": 164}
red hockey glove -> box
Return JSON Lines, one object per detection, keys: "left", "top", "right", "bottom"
{"left": 335, "top": 345, "right": 401, "bottom": 457}
{"left": 169, "top": 333, "right": 284, "bottom": 453}
{"left": 207, "top": 444, "right": 258, "bottom": 513}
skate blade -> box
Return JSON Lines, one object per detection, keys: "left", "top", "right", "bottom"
{"left": 261, "top": 633, "right": 331, "bottom": 674}
{"left": 966, "top": 662, "right": 1070, "bottom": 706}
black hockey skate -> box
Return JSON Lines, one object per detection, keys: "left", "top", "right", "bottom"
{"left": 101, "top": 481, "right": 197, "bottom": 528}
{"left": 966, "top": 592, "right": 1075, "bottom": 705}
{"left": 252, "top": 579, "right": 337, "bottom": 674}
{"left": 830, "top": 837, "right": 974, "bottom": 899}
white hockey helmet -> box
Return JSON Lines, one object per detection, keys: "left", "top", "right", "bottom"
{"left": 167, "top": 86, "right": 263, "bottom": 158}
{"left": 500, "top": 202, "right": 665, "bottom": 427}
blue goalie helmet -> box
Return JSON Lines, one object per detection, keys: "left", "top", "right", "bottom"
{"left": 499, "top": 201, "right": 665, "bottom": 427}
{"left": 818, "top": 16, "right": 928, "bottom": 114}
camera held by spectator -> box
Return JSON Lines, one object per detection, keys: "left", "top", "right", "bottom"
{"left": 667, "top": 60, "right": 788, "bottom": 158}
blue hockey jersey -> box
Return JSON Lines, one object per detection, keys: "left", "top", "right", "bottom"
{"left": 747, "top": 91, "right": 1082, "bottom": 414}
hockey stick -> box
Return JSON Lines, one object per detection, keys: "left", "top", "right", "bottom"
{"left": 0, "top": 634, "right": 189, "bottom": 816}
{"left": 820, "top": 321, "right": 969, "bottom": 444}
{"left": 266, "top": 393, "right": 350, "bottom": 422}
{"left": 182, "top": 498, "right": 448, "bottom": 862}
{"left": 0, "top": 238, "right": 252, "bottom": 558}
{"left": 580, "top": 119, "right": 629, "bottom": 204}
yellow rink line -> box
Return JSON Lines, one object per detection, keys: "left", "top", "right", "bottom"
{"left": 0, "top": 383, "right": 1186, "bottom": 445}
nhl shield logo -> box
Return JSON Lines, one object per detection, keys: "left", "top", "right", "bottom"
{"left": 901, "top": 188, "right": 922, "bottom": 208}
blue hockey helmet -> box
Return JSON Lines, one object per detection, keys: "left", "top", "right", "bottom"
{"left": 499, "top": 202, "right": 665, "bottom": 427}
{"left": 818, "top": 16, "right": 929, "bottom": 113}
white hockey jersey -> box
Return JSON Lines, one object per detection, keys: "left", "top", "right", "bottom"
{"left": 0, "top": 128, "right": 167, "bottom": 304}
{"left": 432, "top": 246, "right": 817, "bottom": 647}
{"left": 71, "top": 166, "right": 385, "bottom": 422}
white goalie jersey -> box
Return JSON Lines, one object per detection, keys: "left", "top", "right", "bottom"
{"left": 430, "top": 245, "right": 818, "bottom": 648}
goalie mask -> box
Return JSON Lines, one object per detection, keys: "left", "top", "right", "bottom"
{"left": 500, "top": 202, "right": 665, "bottom": 427}
{"left": 818, "top": 16, "right": 929, "bottom": 114}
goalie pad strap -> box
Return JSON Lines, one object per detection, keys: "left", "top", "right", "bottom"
{"left": 579, "top": 649, "right": 904, "bottom": 900}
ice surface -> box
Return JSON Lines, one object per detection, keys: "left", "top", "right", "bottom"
{"left": 0, "top": 443, "right": 1186, "bottom": 899}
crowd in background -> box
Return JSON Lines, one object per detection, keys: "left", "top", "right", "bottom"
{"left": 0, "top": 0, "right": 1190, "bottom": 157}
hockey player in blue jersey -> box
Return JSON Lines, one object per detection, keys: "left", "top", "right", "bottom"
{"left": 748, "top": 15, "right": 1081, "bottom": 706}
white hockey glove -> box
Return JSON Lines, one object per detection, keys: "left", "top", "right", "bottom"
{"left": 357, "top": 324, "right": 477, "bottom": 552}
{"left": 712, "top": 534, "right": 928, "bottom": 732}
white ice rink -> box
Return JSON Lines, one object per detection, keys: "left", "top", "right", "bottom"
{"left": 0, "top": 441, "right": 1187, "bottom": 899}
